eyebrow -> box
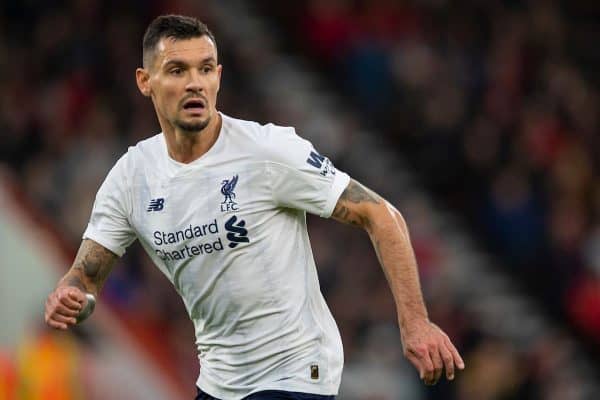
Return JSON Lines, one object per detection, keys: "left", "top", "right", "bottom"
{"left": 163, "top": 57, "right": 217, "bottom": 68}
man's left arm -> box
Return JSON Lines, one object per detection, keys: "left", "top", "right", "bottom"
{"left": 331, "top": 179, "right": 465, "bottom": 385}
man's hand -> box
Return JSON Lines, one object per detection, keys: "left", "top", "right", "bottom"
{"left": 401, "top": 318, "right": 465, "bottom": 385}
{"left": 44, "top": 239, "right": 118, "bottom": 330}
{"left": 44, "top": 286, "right": 86, "bottom": 330}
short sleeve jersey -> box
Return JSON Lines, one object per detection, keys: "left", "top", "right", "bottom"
{"left": 83, "top": 113, "right": 350, "bottom": 399}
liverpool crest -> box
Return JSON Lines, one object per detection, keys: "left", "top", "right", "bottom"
{"left": 220, "top": 175, "right": 239, "bottom": 212}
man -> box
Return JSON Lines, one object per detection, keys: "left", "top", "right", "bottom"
{"left": 44, "top": 14, "right": 464, "bottom": 399}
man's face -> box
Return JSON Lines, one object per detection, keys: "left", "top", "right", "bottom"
{"left": 139, "top": 36, "right": 222, "bottom": 133}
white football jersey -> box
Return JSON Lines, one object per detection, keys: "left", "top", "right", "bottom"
{"left": 83, "top": 113, "right": 350, "bottom": 399}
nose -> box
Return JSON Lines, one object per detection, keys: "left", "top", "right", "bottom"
{"left": 185, "top": 69, "right": 205, "bottom": 93}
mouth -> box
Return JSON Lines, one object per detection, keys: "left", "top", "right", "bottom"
{"left": 182, "top": 98, "right": 206, "bottom": 113}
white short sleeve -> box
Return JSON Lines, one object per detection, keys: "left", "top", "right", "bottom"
{"left": 83, "top": 153, "right": 136, "bottom": 256}
{"left": 265, "top": 126, "right": 350, "bottom": 217}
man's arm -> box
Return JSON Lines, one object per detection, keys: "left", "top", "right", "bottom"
{"left": 44, "top": 239, "right": 118, "bottom": 330}
{"left": 331, "top": 179, "right": 465, "bottom": 385}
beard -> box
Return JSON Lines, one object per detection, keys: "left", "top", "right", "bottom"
{"left": 174, "top": 115, "right": 210, "bottom": 133}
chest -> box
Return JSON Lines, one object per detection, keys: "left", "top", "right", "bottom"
{"left": 129, "top": 165, "right": 271, "bottom": 260}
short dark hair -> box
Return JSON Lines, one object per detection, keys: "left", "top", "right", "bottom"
{"left": 142, "top": 14, "right": 217, "bottom": 67}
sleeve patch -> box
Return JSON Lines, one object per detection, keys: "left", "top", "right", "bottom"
{"left": 306, "top": 150, "right": 336, "bottom": 177}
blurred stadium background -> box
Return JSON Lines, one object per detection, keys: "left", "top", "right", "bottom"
{"left": 1, "top": 0, "right": 599, "bottom": 399}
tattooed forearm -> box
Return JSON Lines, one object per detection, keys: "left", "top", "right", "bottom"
{"left": 338, "top": 180, "right": 381, "bottom": 204}
{"left": 61, "top": 239, "right": 118, "bottom": 294}
{"left": 64, "top": 273, "right": 87, "bottom": 292}
{"left": 77, "top": 241, "right": 115, "bottom": 282}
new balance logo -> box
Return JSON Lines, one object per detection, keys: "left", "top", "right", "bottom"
{"left": 147, "top": 198, "right": 165, "bottom": 212}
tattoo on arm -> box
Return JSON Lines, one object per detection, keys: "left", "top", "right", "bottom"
{"left": 339, "top": 180, "right": 381, "bottom": 204}
{"left": 64, "top": 274, "right": 86, "bottom": 293}
{"left": 332, "top": 180, "right": 382, "bottom": 229}
{"left": 332, "top": 204, "right": 351, "bottom": 221}
{"left": 62, "top": 239, "right": 118, "bottom": 294}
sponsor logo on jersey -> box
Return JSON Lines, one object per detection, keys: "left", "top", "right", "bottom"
{"left": 152, "top": 215, "right": 251, "bottom": 268}
{"left": 224, "top": 215, "right": 249, "bottom": 248}
{"left": 147, "top": 198, "right": 165, "bottom": 212}
{"left": 306, "top": 150, "right": 336, "bottom": 177}
{"left": 220, "top": 175, "right": 239, "bottom": 212}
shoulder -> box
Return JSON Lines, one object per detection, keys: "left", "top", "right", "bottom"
{"left": 221, "top": 113, "right": 293, "bottom": 141}
{"left": 121, "top": 132, "right": 164, "bottom": 166}
{"left": 221, "top": 113, "right": 309, "bottom": 163}
{"left": 102, "top": 133, "right": 163, "bottom": 185}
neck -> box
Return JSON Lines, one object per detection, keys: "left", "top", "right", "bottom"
{"left": 162, "top": 112, "right": 222, "bottom": 164}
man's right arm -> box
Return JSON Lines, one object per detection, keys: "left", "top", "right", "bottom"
{"left": 44, "top": 239, "right": 118, "bottom": 330}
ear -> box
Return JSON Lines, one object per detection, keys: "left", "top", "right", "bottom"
{"left": 136, "top": 68, "right": 151, "bottom": 97}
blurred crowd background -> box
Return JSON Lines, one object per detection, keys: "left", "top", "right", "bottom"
{"left": 1, "top": 0, "right": 599, "bottom": 399}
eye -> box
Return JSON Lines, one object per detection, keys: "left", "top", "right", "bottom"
{"left": 170, "top": 67, "right": 183, "bottom": 76}
{"left": 202, "top": 65, "right": 214, "bottom": 74}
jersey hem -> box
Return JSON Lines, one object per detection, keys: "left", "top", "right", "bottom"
{"left": 196, "top": 377, "right": 339, "bottom": 400}
{"left": 320, "top": 172, "right": 350, "bottom": 218}
{"left": 82, "top": 225, "right": 126, "bottom": 257}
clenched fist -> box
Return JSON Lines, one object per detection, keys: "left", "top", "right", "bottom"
{"left": 44, "top": 286, "right": 87, "bottom": 330}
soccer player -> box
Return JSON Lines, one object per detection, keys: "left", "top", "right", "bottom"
{"left": 44, "top": 14, "right": 464, "bottom": 399}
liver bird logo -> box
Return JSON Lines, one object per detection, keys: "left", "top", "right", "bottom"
{"left": 221, "top": 175, "right": 239, "bottom": 205}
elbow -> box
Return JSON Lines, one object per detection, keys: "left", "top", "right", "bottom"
{"left": 383, "top": 201, "right": 410, "bottom": 237}
{"left": 364, "top": 200, "right": 406, "bottom": 235}
{"left": 390, "top": 204, "right": 407, "bottom": 229}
